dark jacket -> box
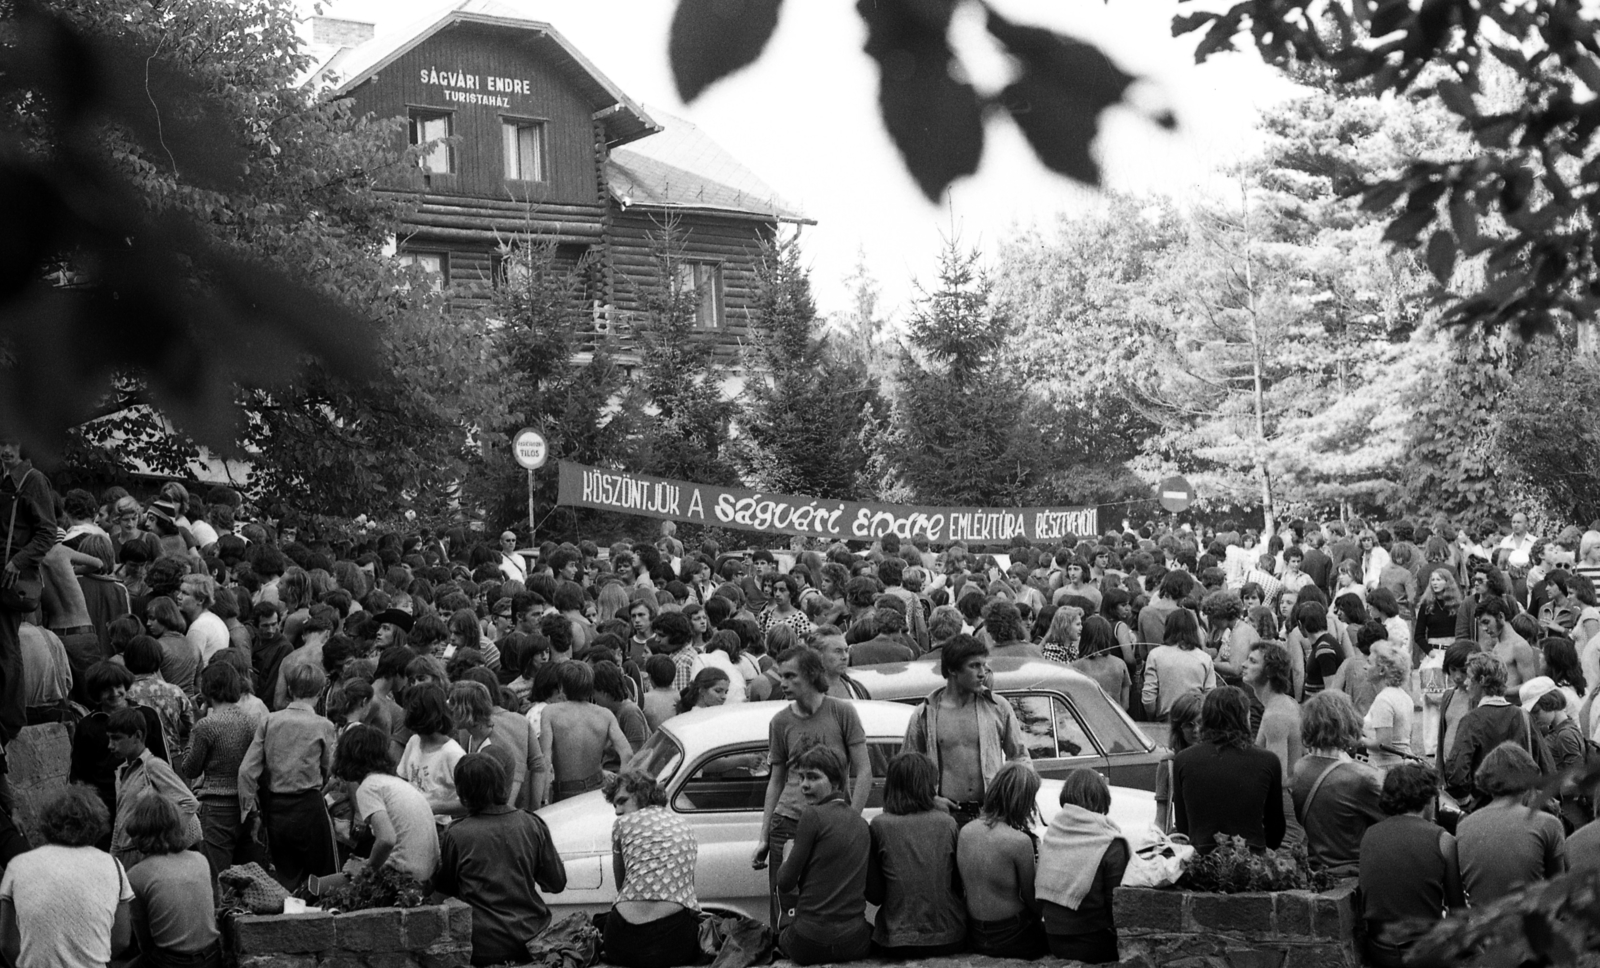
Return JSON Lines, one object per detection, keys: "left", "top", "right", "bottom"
{"left": 1443, "top": 699, "right": 1553, "bottom": 802}
{"left": 0, "top": 462, "right": 56, "bottom": 583}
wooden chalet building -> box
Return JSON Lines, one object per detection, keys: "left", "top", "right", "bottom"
{"left": 306, "top": 0, "right": 810, "bottom": 367}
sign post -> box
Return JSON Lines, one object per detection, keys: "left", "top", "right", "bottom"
{"left": 512, "top": 427, "right": 549, "bottom": 541}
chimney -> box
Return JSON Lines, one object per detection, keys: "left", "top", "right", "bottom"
{"left": 311, "top": 16, "right": 375, "bottom": 48}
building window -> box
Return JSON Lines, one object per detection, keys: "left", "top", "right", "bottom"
{"left": 398, "top": 250, "right": 448, "bottom": 291}
{"left": 678, "top": 261, "right": 724, "bottom": 328}
{"left": 502, "top": 119, "right": 546, "bottom": 181}
{"left": 408, "top": 109, "right": 453, "bottom": 174}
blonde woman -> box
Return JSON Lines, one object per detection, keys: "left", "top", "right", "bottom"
{"left": 1362, "top": 643, "right": 1414, "bottom": 773}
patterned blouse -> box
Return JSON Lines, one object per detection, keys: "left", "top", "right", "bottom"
{"left": 612, "top": 806, "right": 699, "bottom": 909}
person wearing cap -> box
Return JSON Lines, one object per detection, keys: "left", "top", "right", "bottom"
{"left": 1524, "top": 675, "right": 1589, "bottom": 829}
{"left": 498, "top": 532, "right": 527, "bottom": 584}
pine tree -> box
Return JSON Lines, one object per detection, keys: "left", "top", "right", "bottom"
{"left": 736, "top": 237, "right": 880, "bottom": 498}
{"left": 878, "top": 241, "right": 1038, "bottom": 506}
{"left": 632, "top": 219, "right": 738, "bottom": 485}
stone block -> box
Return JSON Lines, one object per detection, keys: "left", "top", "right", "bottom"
{"left": 1115, "top": 886, "right": 1188, "bottom": 934}
{"left": 1275, "top": 891, "right": 1317, "bottom": 938}
{"left": 1142, "top": 931, "right": 1227, "bottom": 962}
{"left": 1226, "top": 946, "right": 1288, "bottom": 968}
{"left": 442, "top": 897, "right": 472, "bottom": 941}
{"left": 403, "top": 905, "right": 446, "bottom": 948}
{"left": 1313, "top": 883, "right": 1359, "bottom": 943}
{"left": 417, "top": 941, "right": 474, "bottom": 968}
{"left": 335, "top": 907, "right": 406, "bottom": 952}
{"left": 231, "top": 912, "right": 336, "bottom": 956}
{"left": 315, "top": 955, "right": 367, "bottom": 968}
{"left": 1191, "top": 892, "right": 1276, "bottom": 934}
{"left": 363, "top": 953, "right": 420, "bottom": 968}
{"left": 1285, "top": 942, "right": 1359, "bottom": 968}
{"left": 238, "top": 956, "right": 317, "bottom": 968}
{"left": 8, "top": 723, "right": 69, "bottom": 845}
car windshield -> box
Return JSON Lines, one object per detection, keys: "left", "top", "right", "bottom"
{"left": 631, "top": 731, "right": 685, "bottom": 785}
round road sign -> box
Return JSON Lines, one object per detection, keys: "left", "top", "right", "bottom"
{"left": 1158, "top": 475, "right": 1194, "bottom": 512}
{"left": 512, "top": 428, "right": 548, "bottom": 470}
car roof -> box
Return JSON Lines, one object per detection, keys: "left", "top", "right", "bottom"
{"left": 847, "top": 656, "right": 1105, "bottom": 699}
{"left": 659, "top": 699, "right": 915, "bottom": 749}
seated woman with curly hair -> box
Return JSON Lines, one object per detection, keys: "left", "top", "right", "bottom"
{"left": 602, "top": 771, "right": 702, "bottom": 968}
{"left": 0, "top": 784, "right": 133, "bottom": 968}
{"left": 1359, "top": 762, "right": 1464, "bottom": 968}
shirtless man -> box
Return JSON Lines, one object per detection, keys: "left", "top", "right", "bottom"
{"left": 956, "top": 762, "right": 1047, "bottom": 958}
{"left": 901, "top": 634, "right": 1030, "bottom": 827}
{"left": 538, "top": 660, "right": 632, "bottom": 804}
{"left": 752, "top": 646, "right": 870, "bottom": 930}
{"left": 1475, "top": 597, "right": 1540, "bottom": 694}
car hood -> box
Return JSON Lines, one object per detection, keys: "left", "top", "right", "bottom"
{"left": 538, "top": 791, "right": 614, "bottom": 855}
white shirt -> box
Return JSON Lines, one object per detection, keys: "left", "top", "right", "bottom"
{"left": 499, "top": 552, "right": 527, "bottom": 583}
{"left": 1499, "top": 533, "right": 1538, "bottom": 569}
{"left": 186, "top": 610, "right": 231, "bottom": 665}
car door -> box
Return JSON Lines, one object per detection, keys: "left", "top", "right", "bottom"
{"left": 1004, "top": 692, "right": 1110, "bottom": 780}
{"left": 666, "top": 738, "right": 902, "bottom": 919}
{"left": 668, "top": 742, "right": 775, "bottom": 919}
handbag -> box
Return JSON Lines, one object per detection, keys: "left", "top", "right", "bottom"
{"left": 1120, "top": 825, "right": 1194, "bottom": 889}
{"left": 0, "top": 468, "right": 42, "bottom": 614}
{"left": 218, "top": 862, "right": 291, "bottom": 914}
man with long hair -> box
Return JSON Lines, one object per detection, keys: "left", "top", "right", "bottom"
{"left": 1171, "top": 686, "right": 1286, "bottom": 851}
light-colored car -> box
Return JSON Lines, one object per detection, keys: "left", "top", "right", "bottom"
{"left": 848, "top": 657, "right": 1168, "bottom": 790}
{"left": 539, "top": 699, "right": 1158, "bottom": 921}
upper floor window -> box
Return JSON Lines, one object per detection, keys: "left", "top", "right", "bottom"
{"left": 678, "top": 260, "right": 724, "bottom": 328}
{"left": 502, "top": 119, "right": 546, "bottom": 181}
{"left": 398, "top": 250, "right": 448, "bottom": 291}
{"left": 409, "top": 109, "right": 453, "bottom": 174}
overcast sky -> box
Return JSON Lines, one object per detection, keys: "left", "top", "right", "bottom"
{"left": 307, "top": 0, "right": 1299, "bottom": 323}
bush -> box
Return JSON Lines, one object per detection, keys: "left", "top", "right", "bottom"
{"left": 1179, "top": 834, "right": 1334, "bottom": 894}
{"left": 322, "top": 863, "right": 427, "bottom": 912}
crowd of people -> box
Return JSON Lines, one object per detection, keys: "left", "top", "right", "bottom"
{"left": 0, "top": 442, "right": 1597, "bottom": 967}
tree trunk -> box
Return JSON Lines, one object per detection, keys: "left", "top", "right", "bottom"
{"left": 1241, "top": 197, "right": 1277, "bottom": 537}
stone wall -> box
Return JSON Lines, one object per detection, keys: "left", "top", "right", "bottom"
{"left": 226, "top": 898, "right": 474, "bottom": 968}
{"left": 1115, "top": 882, "right": 1362, "bottom": 968}
{"left": 9, "top": 723, "right": 69, "bottom": 846}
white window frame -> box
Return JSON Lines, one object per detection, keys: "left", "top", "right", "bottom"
{"left": 408, "top": 109, "right": 454, "bottom": 174}
{"left": 501, "top": 117, "right": 547, "bottom": 182}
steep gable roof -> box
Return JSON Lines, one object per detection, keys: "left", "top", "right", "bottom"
{"left": 607, "top": 110, "right": 810, "bottom": 223}
{"left": 308, "top": 0, "right": 658, "bottom": 147}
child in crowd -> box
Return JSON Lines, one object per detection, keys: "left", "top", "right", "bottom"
{"left": 237, "top": 663, "right": 339, "bottom": 890}
{"left": 775, "top": 745, "right": 872, "bottom": 965}
{"left": 397, "top": 683, "right": 466, "bottom": 816}
{"left": 107, "top": 707, "right": 199, "bottom": 869}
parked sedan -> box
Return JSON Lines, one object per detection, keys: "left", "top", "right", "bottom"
{"left": 540, "top": 699, "right": 1157, "bottom": 921}
{"left": 847, "top": 657, "right": 1168, "bottom": 790}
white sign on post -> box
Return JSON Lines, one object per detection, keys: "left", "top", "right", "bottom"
{"left": 512, "top": 428, "right": 548, "bottom": 470}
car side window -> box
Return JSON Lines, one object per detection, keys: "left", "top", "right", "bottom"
{"left": 1009, "top": 694, "right": 1063, "bottom": 759}
{"left": 1009, "top": 693, "right": 1096, "bottom": 759}
{"left": 1050, "top": 696, "right": 1094, "bottom": 758}
{"left": 672, "top": 746, "right": 770, "bottom": 813}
